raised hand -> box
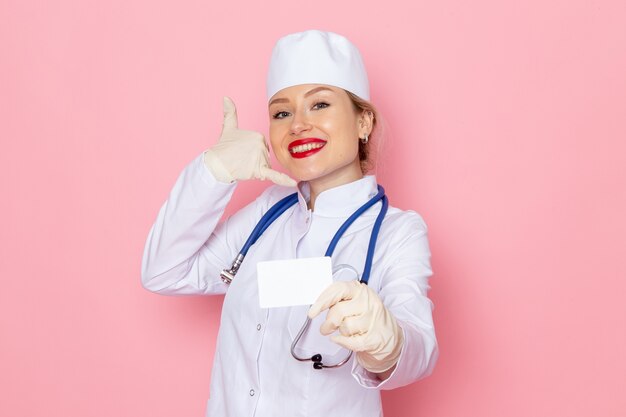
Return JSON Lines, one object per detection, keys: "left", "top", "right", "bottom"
{"left": 203, "top": 97, "right": 297, "bottom": 187}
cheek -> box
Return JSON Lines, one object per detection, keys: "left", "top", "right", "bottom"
{"left": 318, "top": 108, "right": 359, "bottom": 139}
{"left": 333, "top": 119, "right": 360, "bottom": 151}
{"left": 268, "top": 126, "right": 282, "bottom": 151}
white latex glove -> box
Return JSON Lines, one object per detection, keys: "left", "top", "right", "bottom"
{"left": 203, "top": 97, "right": 297, "bottom": 187}
{"left": 308, "top": 280, "right": 404, "bottom": 373}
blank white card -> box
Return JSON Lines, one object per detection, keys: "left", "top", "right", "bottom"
{"left": 257, "top": 257, "right": 333, "bottom": 308}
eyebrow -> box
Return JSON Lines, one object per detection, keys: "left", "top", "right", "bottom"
{"left": 268, "top": 86, "right": 334, "bottom": 107}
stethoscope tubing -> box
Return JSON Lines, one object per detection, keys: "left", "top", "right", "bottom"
{"left": 240, "top": 193, "right": 299, "bottom": 257}
{"left": 290, "top": 315, "right": 353, "bottom": 369}
{"left": 290, "top": 263, "right": 360, "bottom": 368}
{"left": 221, "top": 185, "right": 389, "bottom": 369}
{"left": 226, "top": 185, "right": 387, "bottom": 285}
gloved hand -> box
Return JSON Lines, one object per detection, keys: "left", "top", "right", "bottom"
{"left": 308, "top": 280, "right": 404, "bottom": 373}
{"left": 203, "top": 97, "right": 297, "bottom": 186}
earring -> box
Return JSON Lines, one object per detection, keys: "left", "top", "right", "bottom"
{"left": 360, "top": 134, "right": 369, "bottom": 144}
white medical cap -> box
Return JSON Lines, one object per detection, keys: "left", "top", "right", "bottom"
{"left": 266, "top": 30, "right": 370, "bottom": 101}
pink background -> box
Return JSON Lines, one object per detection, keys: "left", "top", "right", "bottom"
{"left": 2, "top": 0, "right": 625, "bottom": 416}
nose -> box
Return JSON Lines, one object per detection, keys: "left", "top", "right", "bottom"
{"left": 289, "top": 111, "right": 312, "bottom": 136}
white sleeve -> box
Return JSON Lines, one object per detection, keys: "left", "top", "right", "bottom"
{"left": 351, "top": 213, "right": 439, "bottom": 389}
{"left": 140, "top": 152, "right": 265, "bottom": 295}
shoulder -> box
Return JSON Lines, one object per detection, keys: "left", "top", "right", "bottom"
{"left": 373, "top": 204, "right": 431, "bottom": 269}
{"left": 381, "top": 206, "right": 429, "bottom": 242}
{"left": 372, "top": 205, "right": 433, "bottom": 292}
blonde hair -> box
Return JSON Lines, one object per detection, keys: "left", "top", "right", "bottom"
{"left": 346, "top": 91, "right": 379, "bottom": 174}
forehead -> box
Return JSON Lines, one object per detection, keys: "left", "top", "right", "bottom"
{"left": 268, "top": 84, "right": 345, "bottom": 106}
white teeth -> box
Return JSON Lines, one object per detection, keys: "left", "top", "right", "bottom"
{"left": 290, "top": 143, "right": 325, "bottom": 154}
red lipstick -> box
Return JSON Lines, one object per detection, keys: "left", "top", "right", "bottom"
{"left": 288, "top": 138, "right": 327, "bottom": 159}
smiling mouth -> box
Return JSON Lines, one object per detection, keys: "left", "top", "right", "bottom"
{"left": 288, "top": 138, "right": 327, "bottom": 159}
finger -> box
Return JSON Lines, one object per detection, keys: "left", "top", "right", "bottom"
{"left": 308, "top": 280, "right": 361, "bottom": 319}
{"left": 330, "top": 333, "right": 373, "bottom": 353}
{"left": 337, "top": 314, "right": 371, "bottom": 337}
{"left": 259, "top": 166, "right": 297, "bottom": 187}
{"left": 319, "top": 299, "right": 362, "bottom": 335}
{"left": 222, "top": 96, "right": 238, "bottom": 130}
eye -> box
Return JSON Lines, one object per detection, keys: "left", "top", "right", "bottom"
{"left": 312, "top": 102, "right": 329, "bottom": 110}
{"left": 272, "top": 111, "right": 291, "bottom": 120}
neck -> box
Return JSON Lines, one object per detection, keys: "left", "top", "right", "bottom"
{"left": 307, "top": 168, "right": 364, "bottom": 211}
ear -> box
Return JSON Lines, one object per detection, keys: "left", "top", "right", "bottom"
{"left": 357, "top": 110, "right": 374, "bottom": 138}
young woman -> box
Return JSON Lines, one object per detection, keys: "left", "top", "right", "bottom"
{"left": 142, "top": 30, "right": 438, "bottom": 417}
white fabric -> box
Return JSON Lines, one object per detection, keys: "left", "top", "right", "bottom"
{"left": 142, "top": 153, "right": 438, "bottom": 417}
{"left": 309, "top": 280, "right": 405, "bottom": 373}
{"left": 266, "top": 30, "right": 370, "bottom": 101}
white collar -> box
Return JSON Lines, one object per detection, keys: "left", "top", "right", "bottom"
{"left": 296, "top": 175, "right": 379, "bottom": 217}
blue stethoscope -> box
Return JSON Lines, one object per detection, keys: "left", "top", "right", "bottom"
{"left": 220, "top": 185, "right": 388, "bottom": 369}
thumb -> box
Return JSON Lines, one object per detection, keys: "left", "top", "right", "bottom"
{"left": 259, "top": 166, "right": 298, "bottom": 187}
{"left": 308, "top": 281, "right": 360, "bottom": 319}
{"left": 222, "top": 96, "right": 238, "bottom": 130}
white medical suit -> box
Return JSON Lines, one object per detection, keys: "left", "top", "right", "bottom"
{"left": 142, "top": 153, "right": 438, "bottom": 417}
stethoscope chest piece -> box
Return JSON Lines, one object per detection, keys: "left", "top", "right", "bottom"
{"left": 220, "top": 254, "right": 244, "bottom": 285}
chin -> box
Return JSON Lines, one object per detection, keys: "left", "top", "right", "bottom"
{"left": 278, "top": 161, "right": 321, "bottom": 183}
{"left": 289, "top": 171, "right": 322, "bottom": 183}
